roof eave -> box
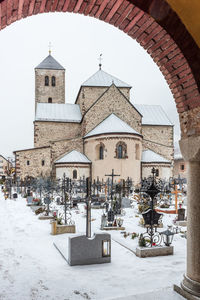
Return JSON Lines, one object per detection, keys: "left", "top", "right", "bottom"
{"left": 84, "top": 132, "right": 143, "bottom": 139}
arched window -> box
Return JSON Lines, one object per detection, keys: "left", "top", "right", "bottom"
{"left": 51, "top": 76, "right": 56, "bottom": 86}
{"left": 48, "top": 97, "right": 52, "bottom": 103}
{"left": 41, "top": 160, "right": 45, "bottom": 166}
{"left": 117, "top": 145, "right": 123, "bottom": 159}
{"left": 135, "top": 144, "right": 140, "bottom": 160}
{"left": 95, "top": 143, "right": 105, "bottom": 160}
{"left": 73, "top": 169, "right": 77, "bottom": 179}
{"left": 115, "top": 142, "right": 127, "bottom": 159}
{"left": 99, "top": 146, "right": 104, "bottom": 160}
{"left": 45, "top": 76, "right": 49, "bottom": 86}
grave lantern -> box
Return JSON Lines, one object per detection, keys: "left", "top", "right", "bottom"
{"left": 102, "top": 239, "right": 111, "bottom": 257}
{"left": 161, "top": 229, "right": 175, "bottom": 246}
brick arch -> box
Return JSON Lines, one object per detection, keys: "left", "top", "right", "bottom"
{"left": 0, "top": 0, "right": 200, "bottom": 137}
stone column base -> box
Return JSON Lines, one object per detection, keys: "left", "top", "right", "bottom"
{"left": 174, "top": 275, "right": 200, "bottom": 299}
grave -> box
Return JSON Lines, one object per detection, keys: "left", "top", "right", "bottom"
{"left": 51, "top": 220, "right": 76, "bottom": 235}
{"left": 100, "top": 208, "right": 125, "bottom": 231}
{"left": 121, "top": 197, "right": 131, "bottom": 208}
{"left": 54, "top": 177, "right": 111, "bottom": 266}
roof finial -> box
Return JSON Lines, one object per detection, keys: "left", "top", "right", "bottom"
{"left": 48, "top": 42, "right": 52, "bottom": 55}
{"left": 98, "top": 53, "right": 102, "bottom": 70}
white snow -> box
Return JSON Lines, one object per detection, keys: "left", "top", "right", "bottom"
{"left": 55, "top": 150, "right": 91, "bottom": 164}
{"left": 0, "top": 190, "right": 185, "bottom": 300}
{"left": 35, "top": 103, "right": 82, "bottom": 123}
{"left": 84, "top": 114, "right": 141, "bottom": 138}
{"left": 82, "top": 69, "right": 131, "bottom": 88}
{"left": 142, "top": 149, "right": 170, "bottom": 163}
{"left": 134, "top": 104, "right": 173, "bottom": 126}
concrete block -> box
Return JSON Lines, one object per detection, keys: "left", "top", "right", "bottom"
{"left": 68, "top": 233, "right": 111, "bottom": 266}
{"left": 136, "top": 246, "right": 174, "bottom": 258}
{"left": 174, "top": 284, "right": 200, "bottom": 300}
{"left": 176, "top": 221, "right": 187, "bottom": 227}
{"left": 51, "top": 221, "right": 76, "bottom": 235}
{"left": 102, "top": 226, "right": 125, "bottom": 231}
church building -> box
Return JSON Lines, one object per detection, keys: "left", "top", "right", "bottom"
{"left": 14, "top": 53, "right": 174, "bottom": 184}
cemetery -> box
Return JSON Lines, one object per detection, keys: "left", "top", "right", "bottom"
{"left": 0, "top": 170, "right": 188, "bottom": 299}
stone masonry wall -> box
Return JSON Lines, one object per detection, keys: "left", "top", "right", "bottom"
{"left": 34, "top": 121, "right": 81, "bottom": 147}
{"left": 51, "top": 137, "right": 83, "bottom": 162}
{"left": 15, "top": 147, "right": 51, "bottom": 179}
{"left": 142, "top": 125, "right": 174, "bottom": 161}
{"left": 76, "top": 86, "right": 130, "bottom": 115}
{"left": 81, "top": 85, "right": 141, "bottom": 136}
{"left": 35, "top": 69, "right": 65, "bottom": 106}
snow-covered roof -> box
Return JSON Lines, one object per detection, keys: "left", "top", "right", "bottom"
{"left": 35, "top": 54, "right": 65, "bottom": 70}
{"left": 134, "top": 104, "right": 173, "bottom": 126}
{"left": 82, "top": 69, "right": 131, "bottom": 88}
{"left": 55, "top": 150, "right": 91, "bottom": 164}
{"left": 84, "top": 113, "right": 141, "bottom": 138}
{"left": 142, "top": 150, "right": 170, "bottom": 163}
{"left": 35, "top": 103, "right": 82, "bottom": 123}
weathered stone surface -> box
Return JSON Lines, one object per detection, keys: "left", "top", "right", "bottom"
{"left": 35, "top": 69, "right": 65, "bottom": 105}
{"left": 34, "top": 121, "right": 81, "bottom": 147}
{"left": 136, "top": 246, "right": 174, "bottom": 258}
{"left": 15, "top": 146, "right": 51, "bottom": 179}
{"left": 142, "top": 125, "right": 174, "bottom": 161}
{"left": 82, "top": 84, "right": 142, "bottom": 136}
{"left": 76, "top": 86, "right": 130, "bottom": 114}
{"left": 51, "top": 221, "right": 76, "bottom": 235}
{"left": 68, "top": 233, "right": 111, "bottom": 266}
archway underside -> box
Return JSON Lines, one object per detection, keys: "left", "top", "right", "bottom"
{"left": 0, "top": 0, "right": 200, "bottom": 138}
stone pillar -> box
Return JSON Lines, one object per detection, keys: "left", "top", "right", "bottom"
{"left": 177, "top": 137, "right": 200, "bottom": 298}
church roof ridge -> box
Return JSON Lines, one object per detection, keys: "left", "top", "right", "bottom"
{"left": 142, "top": 149, "right": 170, "bottom": 163}
{"left": 81, "top": 69, "right": 131, "bottom": 88}
{"left": 55, "top": 150, "right": 91, "bottom": 164}
{"left": 84, "top": 113, "right": 142, "bottom": 138}
{"left": 35, "top": 54, "right": 65, "bottom": 70}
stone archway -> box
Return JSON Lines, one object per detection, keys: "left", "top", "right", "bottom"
{"left": 1, "top": 0, "right": 200, "bottom": 298}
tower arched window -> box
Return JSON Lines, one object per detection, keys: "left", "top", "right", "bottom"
{"left": 73, "top": 169, "right": 77, "bottom": 179}
{"left": 48, "top": 97, "right": 52, "bottom": 103}
{"left": 99, "top": 146, "right": 104, "bottom": 160}
{"left": 45, "top": 76, "right": 49, "bottom": 86}
{"left": 115, "top": 142, "right": 127, "bottom": 159}
{"left": 52, "top": 76, "right": 56, "bottom": 87}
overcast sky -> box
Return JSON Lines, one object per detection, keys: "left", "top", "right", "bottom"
{"left": 0, "top": 12, "right": 180, "bottom": 158}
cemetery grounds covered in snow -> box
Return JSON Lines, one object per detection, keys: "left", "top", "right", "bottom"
{"left": 0, "top": 190, "right": 186, "bottom": 300}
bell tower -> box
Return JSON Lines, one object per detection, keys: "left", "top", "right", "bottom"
{"left": 35, "top": 51, "right": 65, "bottom": 107}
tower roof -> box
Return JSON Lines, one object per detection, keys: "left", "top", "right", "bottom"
{"left": 55, "top": 150, "right": 91, "bottom": 164}
{"left": 35, "top": 54, "right": 65, "bottom": 70}
{"left": 84, "top": 113, "right": 141, "bottom": 138}
{"left": 82, "top": 69, "right": 131, "bottom": 88}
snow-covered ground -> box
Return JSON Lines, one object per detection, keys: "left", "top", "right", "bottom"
{"left": 0, "top": 191, "right": 186, "bottom": 300}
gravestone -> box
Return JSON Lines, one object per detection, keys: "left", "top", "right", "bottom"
{"left": 142, "top": 209, "right": 162, "bottom": 226}
{"left": 27, "top": 196, "right": 33, "bottom": 204}
{"left": 121, "top": 197, "right": 131, "bottom": 208}
{"left": 178, "top": 208, "right": 185, "bottom": 221}
{"left": 107, "top": 209, "right": 114, "bottom": 223}
{"left": 101, "top": 214, "right": 107, "bottom": 229}
{"left": 68, "top": 233, "right": 111, "bottom": 266}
